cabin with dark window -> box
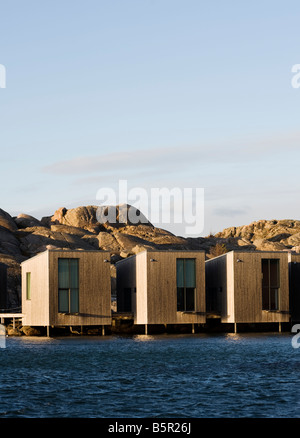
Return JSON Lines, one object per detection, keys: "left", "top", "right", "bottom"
{"left": 205, "top": 250, "right": 290, "bottom": 330}
{"left": 116, "top": 250, "right": 206, "bottom": 333}
{"left": 21, "top": 250, "right": 111, "bottom": 333}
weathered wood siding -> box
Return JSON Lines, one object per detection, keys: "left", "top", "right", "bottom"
{"left": 234, "top": 251, "right": 289, "bottom": 323}
{"left": 117, "top": 250, "right": 206, "bottom": 325}
{"left": 21, "top": 251, "right": 50, "bottom": 326}
{"left": 146, "top": 251, "right": 206, "bottom": 325}
{"left": 49, "top": 250, "right": 111, "bottom": 326}
{"left": 22, "top": 250, "right": 111, "bottom": 327}
{"left": 206, "top": 251, "right": 290, "bottom": 324}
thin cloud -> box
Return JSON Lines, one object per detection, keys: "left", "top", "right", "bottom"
{"left": 42, "top": 131, "right": 300, "bottom": 177}
{"left": 213, "top": 207, "right": 248, "bottom": 218}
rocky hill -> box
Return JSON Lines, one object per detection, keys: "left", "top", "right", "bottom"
{"left": 0, "top": 205, "right": 299, "bottom": 310}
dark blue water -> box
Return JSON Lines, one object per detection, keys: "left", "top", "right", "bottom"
{"left": 0, "top": 333, "right": 299, "bottom": 418}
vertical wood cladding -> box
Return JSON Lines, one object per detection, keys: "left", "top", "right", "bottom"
{"left": 21, "top": 250, "right": 111, "bottom": 327}
{"left": 206, "top": 251, "right": 290, "bottom": 323}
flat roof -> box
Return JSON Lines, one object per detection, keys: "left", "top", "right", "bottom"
{"left": 21, "top": 248, "right": 111, "bottom": 265}
{"left": 116, "top": 249, "right": 206, "bottom": 265}
{"left": 205, "top": 249, "right": 292, "bottom": 263}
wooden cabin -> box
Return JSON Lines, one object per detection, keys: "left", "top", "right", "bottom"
{"left": 205, "top": 250, "right": 290, "bottom": 331}
{"left": 116, "top": 250, "right": 206, "bottom": 333}
{"left": 21, "top": 250, "right": 111, "bottom": 334}
{"left": 288, "top": 253, "right": 300, "bottom": 324}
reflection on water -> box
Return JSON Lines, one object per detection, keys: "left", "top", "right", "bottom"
{"left": 225, "top": 333, "right": 244, "bottom": 342}
{"left": 133, "top": 334, "right": 157, "bottom": 342}
{"left": 0, "top": 333, "right": 299, "bottom": 418}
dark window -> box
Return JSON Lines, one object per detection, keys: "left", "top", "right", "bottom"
{"left": 262, "top": 259, "right": 280, "bottom": 311}
{"left": 176, "top": 258, "right": 196, "bottom": 311}
{"left": 58, "top": 259, "right": 79, "bottom": 314}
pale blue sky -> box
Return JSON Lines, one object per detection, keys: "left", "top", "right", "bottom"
{"left": 0, "top": 0, "right": 300, "bottom": 236}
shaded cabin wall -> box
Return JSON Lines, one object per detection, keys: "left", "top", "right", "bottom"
{"left": 288, "top": 253, "right": 300, "bottom": 323}
{"left": 146, "top": 251, "right": 206, "bottom": 325}
{"left": 205, "top": 252, "right": 235, "bottom": 323}
{"left": 49, "top": 251, "right": 111, "bottom": 326}
{"left": 21, "top": 251, "right": 50, "bottom": 326}
{"left": 205, "top": 254, "right": 228, "bottom": 318}
{"left": 233, "top": 251, "right": 289, "bottom": 323}
{"left": 0, "top": 263, "right": 7, "bottom": 311}
{"left": 116, "top": 255, "right": 137, "bottom": 313}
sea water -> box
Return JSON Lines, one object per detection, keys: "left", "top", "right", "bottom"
{"left": 0, "top": 333, "right": 299, "bottom": 418}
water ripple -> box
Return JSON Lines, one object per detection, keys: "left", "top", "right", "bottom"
{"left": 0, "top": 334, "right": 299, "bottom": 417}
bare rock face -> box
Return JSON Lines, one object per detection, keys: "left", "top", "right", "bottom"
{"left": 0, "top": 254, "right": 22, "bottom": 310}
{"left": 0, "top": 227, "right": 22, "bottom": 257}
{"left": 214, "top": 219, "right": 300, "bottom": 252}
{"left": 17, "top": 226, "right": 98, "bottom": 257}
{"left": 97, "top": 232, "right": 120, "bottom": 252}
{"left": 51, "top": 206, "right": 101, "bottom": 232}
{"left": 285, "top": 232, "right": 300, "bottom": 247}
{"left": 96, "top": 204, "right": 153, "bottom": 229}
{"left": 252, "top": 238, "right": 287, "bottom": 252}
{"left": 14, "top": 214, "right": 43, "bottom": 229}
{"left": 0, "top": 209, "right": 18, "bottom": 232}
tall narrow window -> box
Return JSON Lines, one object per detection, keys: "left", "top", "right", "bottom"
{"left": 262, "top": 259, "right": 280, "bottom": 311}
{"left": 176, "top": 258, "right": 196, "bottom": 311}
{"left": 26, "top": 272, "right": 31, "bottom": 300}
{"left": 58, "top": 259, "right": 79, "bottom": 313}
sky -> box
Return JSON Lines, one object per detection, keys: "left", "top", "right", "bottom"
{"left": 0, "top": 0, "right": 300, "bottom": 237}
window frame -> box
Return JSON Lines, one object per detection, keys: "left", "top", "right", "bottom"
{"left": 58, "top": 258, "right": 79, "bottom": 314}
{"left": 26, "top": 272, "right": 31, "bottom": 300}
{"left": 176, "top": 258, "right": 196, "bottom": 312}
{"left": 261, "top": 258, "right": 280, "bottom": 311}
